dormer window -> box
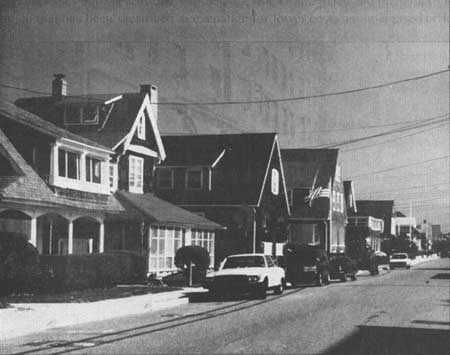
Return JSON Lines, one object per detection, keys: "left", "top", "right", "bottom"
{"left": 137, "top": 115, "right": 146, "bottom": 139}
{"left": 64, "top": 105, "right": 100, "bottom": 125}
{"left": 129, "top": 155, "right": 144, "bottom": 193}
{"left": 185, "top": 168, "right": 203, "bottom": 190}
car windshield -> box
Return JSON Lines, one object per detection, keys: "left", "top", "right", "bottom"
{"left": 222, "top": 256, "right": 266, "bottom": 269}
{"left": 391, "top": 254, "right": 407, "bottom": 259}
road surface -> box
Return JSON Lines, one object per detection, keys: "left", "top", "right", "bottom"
{"left": 2, "top": 257, "right": 449, "bottom": 355}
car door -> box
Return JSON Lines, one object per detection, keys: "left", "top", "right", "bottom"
{"left": 265, "top": 255, "right": 282, "bottom": 287}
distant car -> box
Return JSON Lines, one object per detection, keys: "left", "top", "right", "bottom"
{"left": 203, "top": 254, "right": 285, "bottom": 299}
{"left": 389, "top": 253, "right": 411, "bottom": 269}
{"left": 374, "top": 251, "right": 389, "bottom": 265}
{"left": 329, "top": 255, "right": 358, "bottom": 282}
{"left": 283, "top": 243, "right": 331, "bottom": 287}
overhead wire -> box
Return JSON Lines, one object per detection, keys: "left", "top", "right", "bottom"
{"left": 0, "top": 68, "right": 448, "bottom": 105}
{"left": 349, "top": 155, "right": 450, "bottom": 179}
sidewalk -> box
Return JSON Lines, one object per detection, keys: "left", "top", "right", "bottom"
{"left": 0, "top": 286, "right": 202, "bottom": 341}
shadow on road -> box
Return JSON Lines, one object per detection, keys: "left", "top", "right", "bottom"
{"left": 322, "top": 325, "right": 450, "bottom": 355}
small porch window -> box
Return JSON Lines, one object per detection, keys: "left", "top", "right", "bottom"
{"left": 185, "top": 168, "right": 203, "bottom": 190}
{"left": 157, "top": 168, "right": 174, "bottom": 189}
{"left": 129, "top": 155, "right": 144, "bottom": 193}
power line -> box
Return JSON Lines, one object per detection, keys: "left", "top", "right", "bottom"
{"left": 349, "top": 155, "right": 450, "bottom": 179}
{"left": 308, "top": 115, "right": 448, "bottom": 149}
{"left": 284, "top": 115, "right": 449, "bottom": 135}
{"left": 0, "top": 69, "right": 448, "bottom": 106}
{"left": 341, "top": 120, "right": 448, "bottom": 153}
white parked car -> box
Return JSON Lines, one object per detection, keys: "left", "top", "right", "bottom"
{"left": 389, "top": 253, "right": 411, "bottom": 269}
{"left": 203, "top": 254, "right": 286, "bottom": 299}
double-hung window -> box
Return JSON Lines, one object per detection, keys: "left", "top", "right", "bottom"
{"left": 129, "top": 155, "right": 144, "bottom": 193}
{"left": 185, "top": 168, "right": 203, "bottom": 190}
{"left": 137, "top": 116, "right": 146, "bottom": 140}
{"left": 58, "top": 148, "right": 80, "bottom": 180}
{"left": 85, "top": 156, "right": 102, "bottom": 184}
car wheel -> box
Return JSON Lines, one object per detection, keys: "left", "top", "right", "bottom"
{"left": 407, "top": 265, "right": 411, "bottom": 269}
{"left": 317, "top": 272, "right": 324, "bottom": 286}
{"left": 323, "top": 271, "right": 330, "bottom": 285}
{"left": 255, "top": 279, "right": 267, "bottom": 299}
{"left": 274, "top": 278, "right": 284, "bottom": 295}
{"left": 340, "top": 273, "right": 347, "bottom": 282}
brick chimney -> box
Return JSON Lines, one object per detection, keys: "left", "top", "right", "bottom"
{"left": 140, "top": 84, "right": 158, "bottom": 123}
{"left": 52, "top": 74, "right": 67, "bottom": 98}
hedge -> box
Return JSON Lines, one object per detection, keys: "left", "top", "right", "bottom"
{"left": 40, "top": 251, "right": 147, "bottom": 293}
{"left": 0, "top": 232, "right": 42, "bottom": 296}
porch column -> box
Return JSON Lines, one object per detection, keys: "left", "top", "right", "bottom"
{"left": 68, "top": 220, "right": 73, "bottom": 254}
{"left": 99, "top": 220, "right": 105, "bottom": 253}
{"left": 30, "top": 217, "right": 37, "bottom": 247}
{"left": 49, "top": 143, "right": 59, "bottom": 186}
{"left": 184, "top": 228, "right": 192, "bottom": 246}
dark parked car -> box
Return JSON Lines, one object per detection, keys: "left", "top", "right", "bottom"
{"left": 329, "top": 255, "right": 358, "bottom": 282}
{"left": 283, "top": 243, "right": 331, "bottom": 287}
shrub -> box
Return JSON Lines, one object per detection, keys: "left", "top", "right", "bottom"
{"left": 0, "top": 232, "right": 42, "bottom": 296}
{"left": 174, "top": 245, "right": 210, "bottom": 285}
{"left": 40, "top": 251, "right": 146, "bottom": 293}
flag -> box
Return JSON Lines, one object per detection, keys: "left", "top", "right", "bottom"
{"left": 304, "top": 169, "right": 330, "bottom": 206}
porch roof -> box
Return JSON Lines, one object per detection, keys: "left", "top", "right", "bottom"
{"left": 116, "top": 191, "right": 223, "bottom": 230}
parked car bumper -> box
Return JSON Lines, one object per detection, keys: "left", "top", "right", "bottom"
{"left": 203, "top": 275, "right": 263, "bottom": 295}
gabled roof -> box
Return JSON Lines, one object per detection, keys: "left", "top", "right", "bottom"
{"left": 116, "top": 191, "right": 223, "bottom": 230}
{"left": 160, "top": 133, "right": 277, "bottom": 205}
{"left": 281, "top": 149, "right": 339, "bottom": 190}
{"left": 350, "top": 200, "right": 394, "bottom": 218}
{"left": 0, "top": 127, "right": 123, "bottom": 212}
{"left": 1, "top": 99, "right": 111, "bottom": 152}
{"left": 15, "top": 93, "right": 164, "bottom": 158}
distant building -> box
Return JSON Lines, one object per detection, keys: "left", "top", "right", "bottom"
{"left": 282, "top": 149, "right": 346, "bottom": 254}
{"left": 154, "top": 133, "right": 291, "bottom": 264}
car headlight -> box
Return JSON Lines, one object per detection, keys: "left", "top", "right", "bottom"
{"left": 248, "top": 275, "right": 261, "bottom": 282}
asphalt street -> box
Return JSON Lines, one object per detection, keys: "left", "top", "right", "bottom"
{"left": 2, "top": 257, "right": 449, "bottom": 355}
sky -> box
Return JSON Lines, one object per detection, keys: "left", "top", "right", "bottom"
{"left": 0, "top": 0, "right": 449, "bottom": 232}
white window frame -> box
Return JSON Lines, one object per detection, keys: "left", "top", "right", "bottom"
{"left": 137, "top": 115, "right": 146, "bottom": 140}
{"left": 157, "top": 168, "right": 174, "bottom": 189}
{"left": 85, "top": 155, "right": 102, "bottom": 184}
{"left": 185, "top": 168, "right": 203, "bottom": 190}
{"left": 109, "top": 162, "right": 118, "bottom": 191}
{"left": 129, "top": 155, "right": 144, "bottom": 193}
{"left": 58, "top": 148, "right": 80, "bottom": 180}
